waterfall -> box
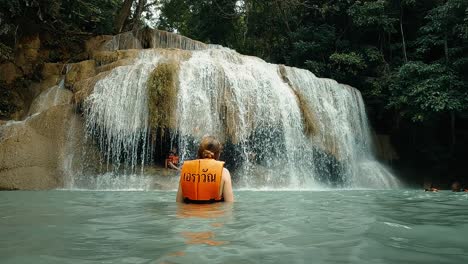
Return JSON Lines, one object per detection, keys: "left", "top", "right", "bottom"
{"left": 102, "top": 29, "right": 209, "bottom": 51}
{"left": 76, "top": 40, "right": 400, "bottom": 190}
{"left": 83, "top": 51, "right": 160, "bottom": 173}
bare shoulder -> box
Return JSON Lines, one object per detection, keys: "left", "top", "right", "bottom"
{"left": 221, "top": 167, "right": 234, "bottom": 202}
{"left": 222, "top": 168, "right": 232, "bottom": 181}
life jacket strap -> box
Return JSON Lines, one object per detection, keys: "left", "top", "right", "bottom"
{"left": 183, "top": 197, "right": 224, "bottom": 204}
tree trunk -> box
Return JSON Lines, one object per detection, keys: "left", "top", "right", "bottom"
{"left": 275, "top": 1, "right": 292, "bottom": 34}
{"left": 400, "top": 4, "right": 408, "bottom": 63}
{"left": 444, "top": 32, "right": 449, "bottom": 64}
{"left": 132, "top": 0, "right": 147, "bottom": 32}
{"left": 114, "top": 0, "right": 134, "bottom": 34}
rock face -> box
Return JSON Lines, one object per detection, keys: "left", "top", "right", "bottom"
{"left": 15, "top": 34, "right": 41, "bottom": 76}
{"left": 0, "top": 62, "right": 21, "bottom": 84}
{"left": 0, "top": 29, "right": 201, "bottom": 190}
{"left": 0, "top": 105, "right": 72, "bottom": 190}
{"left": 0, "top": 35, "right": 47, "bottom": 120}
{"left": 65, "top": 60, "right": 97, "bottom": 89}
{"left": 374, "top": 134, "right": 399, "bottom": 162}
{"left": 28, "top": 84, "right": 73, "bottom": 115}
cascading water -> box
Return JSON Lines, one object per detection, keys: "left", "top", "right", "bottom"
{"left": 71, "top": 32, "right": 400, "bottom": 190}
{"left": 102, "top": 29, "right": 209, "bottom": 51}
{"left": 176, "top": 50, "right": 318, "bottom": 188}
{"left": 174, "top": 49, "right": 399, "bottom": 189}
{"left": 28, "top": 78, "right": 72, "bottom": 115}
{"left": 83, "top": 51, "right": 157, "bottom": 173}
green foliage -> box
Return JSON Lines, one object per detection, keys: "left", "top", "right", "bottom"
{"left": 348, "top": 0, "right": 397, "bottom": 33}
{"left": 417, "top": 0, "right": 468, "bottom": 58}
{"left": 388, "top": 62, "right": 466, "bottom": 121}
{"left": 0, "top": 0, "right": 121, "bottom": 41}
{"left": 0, "top": 42, "right": 13, "bottom": 62}
{"left": 159, "top": 0, "right": 240, "bottom": 47}
{"left": 329, "top": 52, "right": 366, "bottom": 75}
{"left": 289, "top": 24, "right": 336, "bottom": 67}
{"left": 60, "top": 0, "right": 122, "bottom": 34}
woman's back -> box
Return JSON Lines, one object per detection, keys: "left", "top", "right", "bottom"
{"left": 176, "top": 136, "right": 234, "bottom": 203}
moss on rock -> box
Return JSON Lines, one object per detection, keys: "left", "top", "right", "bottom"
{"left": 295, "top": 90, "right": 318, "bottom": 138}
{"left": 147, "top": 61, "right": 179, "bottom": 133}
{"left": 278, "top": 65, "right": 318, "bottom": 138}
{"left": 92, "top": 51, "right": 119, "bottom": 66}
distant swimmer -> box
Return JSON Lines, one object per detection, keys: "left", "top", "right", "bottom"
{"left": 165, "top": 148, "right": 180, "bottom": 171}
{"left": 450, "top": 181, "right": 468, "bottom": 192}
{"left": 425, "top": 184, "right": 439, "bottom": 192}
{"left": 176, "top": 136, "right": 234, "bottom": 203}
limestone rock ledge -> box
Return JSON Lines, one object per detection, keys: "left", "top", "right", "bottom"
{"left": 0, "top": 105, "right": 73, "bottom": 190}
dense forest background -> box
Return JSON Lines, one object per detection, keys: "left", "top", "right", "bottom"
{"left": 1, "top": 0, "right": 467, "bottom": 186}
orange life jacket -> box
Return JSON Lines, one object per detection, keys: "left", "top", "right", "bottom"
{"left": 168, "top": 154, "right": 179, "bottom": 165}
{"left": 180, "top": 159, "right": 224, "bottom": 203}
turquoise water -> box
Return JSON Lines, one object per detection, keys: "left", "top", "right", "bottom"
{"left": 0, "top": 190, "right": 467, "bottom": 263}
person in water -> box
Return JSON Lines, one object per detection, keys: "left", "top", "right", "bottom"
{"left": 425, "top": 184, "right": 439, "bottom": 192}
{"left": 176, "top": 136, "right": 234, "bottom": 203}
{"left": 165, "top": 148, "right": 180, "bottom": 171}
{"left": 450, "top": 181, "right": 468, "bottom": 192}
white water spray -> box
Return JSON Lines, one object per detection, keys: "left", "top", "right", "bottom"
{"left": 74, "top": 37, "right": 400, "bottom": 189}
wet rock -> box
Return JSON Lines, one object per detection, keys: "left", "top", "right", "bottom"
{"left": 0, "top": 105, "right": 74, "bottom": 190}
{"left": 73, "top": 71, "right": 111, "bottom": 105}
{"left": 41, "top": 63, "right": 63, "bottom": 79}
{"left": 101, "top": 31, "right": 142, "bottom": 51}
{"left": 18, "top": 35, "right": 41, "bottom": 50}
{"left": 93, "top": 51, "right": 120, "bottom": 65}
{"left": 65, "top": 60, "right": 96, "bottom": 88}
{"left": 96, "top": 58, "right": 134, "bottom": 73}
{"left": 28, "top": 85, "right": 73, "bottom": 115}
{"left": 14, "top": 35, "right": 41, "bottom": 75}
{"left": 85, "top": 35, "right": 113, "bottom": 56}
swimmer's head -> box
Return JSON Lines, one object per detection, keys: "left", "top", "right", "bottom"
{"left": 197, "top": 136, "right": 222, "bottom": 160}
{"left": 451, "top": 181, "right": 461, "bottom": 192}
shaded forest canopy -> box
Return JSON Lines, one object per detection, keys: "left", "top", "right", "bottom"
{"left": 0, "top": 0, "right": 467, "bottom": 185}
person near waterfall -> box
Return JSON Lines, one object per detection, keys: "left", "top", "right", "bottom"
{"left": 165, "top": 148, "right": 180, "bottom": 171}
{"left": 176, "top": 136, "right": 234, "bottom": 203}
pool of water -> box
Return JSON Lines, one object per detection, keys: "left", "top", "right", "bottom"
{"left": 1, "top": 190, "right": 467, "bottom": 264}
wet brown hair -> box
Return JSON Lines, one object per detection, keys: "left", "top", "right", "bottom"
{"left": 197, "top": 136, "right": 222, "bottom": 160}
